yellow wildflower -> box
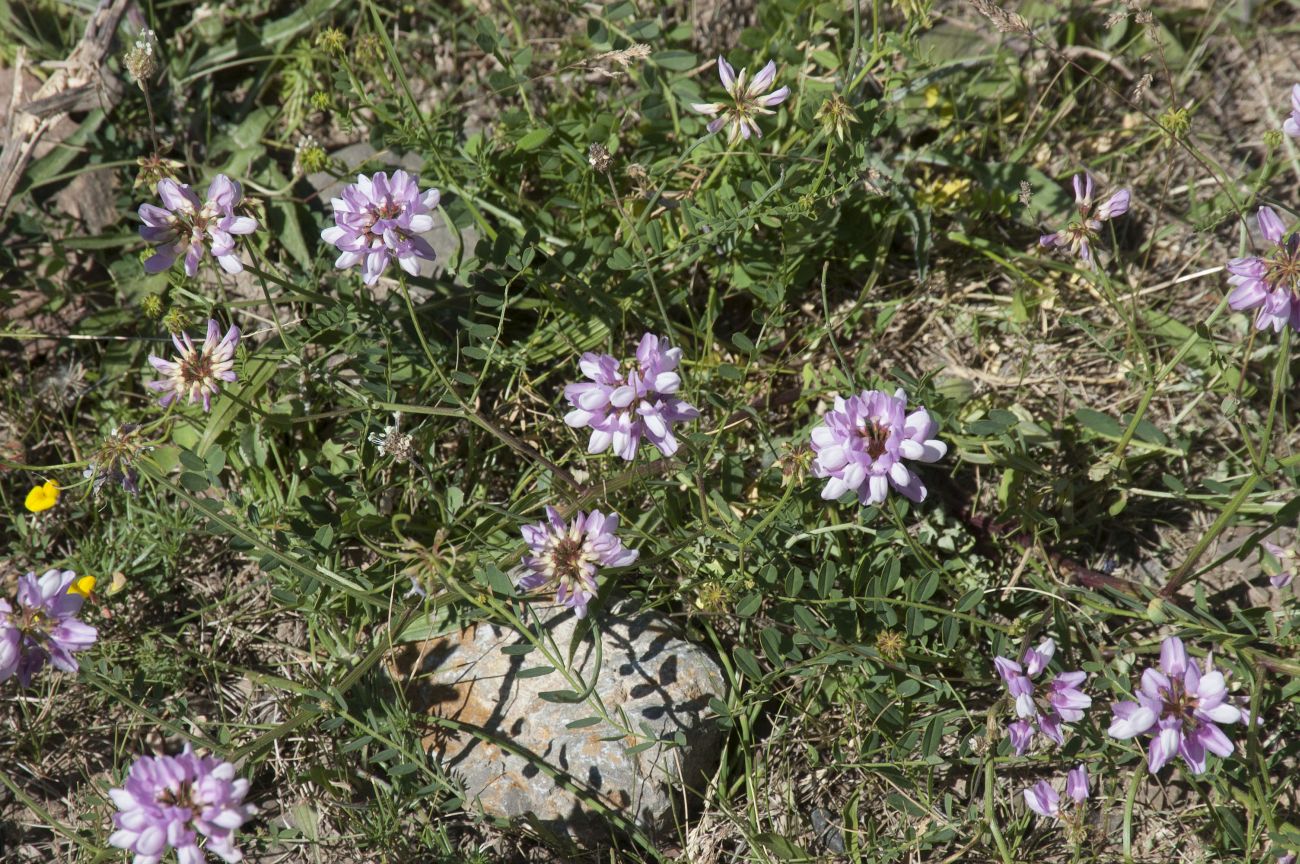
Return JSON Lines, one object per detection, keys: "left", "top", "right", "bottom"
{"left": 68, "top": 575, "right": 97, "bottom": 598}
{"left": 24, "top": 480, "right": 60, "bottom": 513}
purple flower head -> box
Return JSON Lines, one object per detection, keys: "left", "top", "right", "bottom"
{"left": 138, "top": 175, "right": 257, "bottom": 277}
{"left": 1007, "top": 719, "right": 1034, "bottom": 753}
{"left": 1284, "top": 84, "right": 1300, "bottom": 139}
{"left": 1106, "top": 635, "right": 1242, "bottom": 774}
{"left": 0, "top": 569, "right": 98, "bottom": 688}
{"left": 109, "top": 745, "right": 257, "bottom": 864}
{"left": 1025, "top": 766, "right": 1089, "bottom": 821}
{"left": 147, "top": 319, "right": 240, "bottom": 412}
{"left": 564, "top": 333, "right": 700, "bottom": 461}
{"left": 1262, "top": 540, "right": 1295, "bottom": 588}
{"left": 810, "top": 388, "right": 946, "bottom": 506}
{"left": 517, "top": 506, "right": 639, "bottom": 619}
{"left": 994, "top": 638, "right": 1092, "bottom": 754}
{"left": 1024, "top": 780, "right": 1061, "bottom": 819}
{"left": 1039, "top": 172, "right": 1130, "bottom": 266}
{"left": 1226, "top": 207, "right": 1300, "bottom": 333}
{"left": 1065, "top": 764, "right": 1089, "bottom": 804}
{"left": 690, "top": 56, "right": 790, "bottom": 144}
{"left": 321, "top": 170, "right": 440, "bottom": 285}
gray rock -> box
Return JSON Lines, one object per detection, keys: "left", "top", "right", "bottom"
{"left": 394, "top": 600, "right": 726, "bottom": 846}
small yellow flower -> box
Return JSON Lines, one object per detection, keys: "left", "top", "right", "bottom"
{"left": 67, "top": 575, "right": 97, "bottom": 598}
{"left": 24, "top": 480, "right": 60, "bottom": 513}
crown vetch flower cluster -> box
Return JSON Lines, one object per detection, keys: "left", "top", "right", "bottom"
{"left": 321, "top": 170, "right": 440, "bottom": 285}
{"left": 147, "top": 319, "right": 240, "bottom": 412}
{"left": 0, "top": 569, "right": 98, "bottom": 687}
{"left": 1107, "top": 635, "right": 1242, "bottom": 774}
{"left": 1227, "top": 207, "right": 1300, "bottom": 333}
{"left": 1025, "top": 764, "right": 1090, "bottom": 819}
{"left": 995, "top": 638, "right": 1091, "bottom": 754}
{"left": 690, "top": 56, "right": 790, "bottom": 143}
{"left": 564, "top": 333, "right": 701, "bottom": 461}
{"left": 809, "top": 388, "right": 947, "bottom": 506}
{"left": 138, "top": 175, "right": 257, "bottom": 277}
{"left": 109, "top": 745, "right": 257, "bottom": 864}
{"left": 517, "top": 506, "right": 639, "bottom": 618}
{"left": 1039, "top": 172, "right": 1130, "bottom": 266}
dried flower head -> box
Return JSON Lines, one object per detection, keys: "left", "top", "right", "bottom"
{"left": 109, "top": 745, "right": 257, "bottom": 864}
{"left": 162, "top": 307, "right": 193, "bottom": 335}
{"left": 321, "top": 171, "right": 440, "bottom": 285}
{"left": 590, "top": 43, "right": 652, "bottom": 76}
{"left": 354, "top": 33, "right": 382, "bottom": 65}
{"left": 815, "top": 94, "right": 859, "bottom": 143}
{"left": 781, "top": 444, "right": 815, "bottom": 486}
{"left": 876, "top": 630, "right": 906, "bottom": 661}
{"left": 692, "top": 581, "right": 731, "bottom": 614}
{"left": 588, "top": 143, "right": 613, "bottom": 173}
{"left": 138, "top": 175, "right": 258, "bottom": 277}
{"left": 37, "top": 360, "right": 88, "bottom": 408}
{"left": 369, "top": 426, "right": 415, "bottom": 463}
{"left": 123, "top": 29, "right": 159, "bottom": 90}
{"left": 1132, "top": 73, "right": 1153, "bottom": 101}
{"left": 134, "top": 153, "right": 185, "bottom": 192}
{"left": 968, "top": 0, "right": 1030, "bottom": 33}
{"left": 691, "top": 56, "right": 790, "bottom": 144}
{"left": 84, "top": 424, "right": 147, "bottom": 496}
{"left": 0, "top": 569, "right": 98, "bottom": 687}
{"left": 316, "top": 27, "right": 347, "bottom": 54}
{"left": 517, "top": 506, "right": 639, "bottom": 618}
{"left": 147, "top": 319, "right": 240, "bottom": 412}
{"left": 1039, "top": 172, "right": 1130, "bottom": 266}
{"left": 1018, "top": 180, "right": 1033, "bottom": 206}
{"left": 293, "top": 135, "right": 329, "bottom": 176}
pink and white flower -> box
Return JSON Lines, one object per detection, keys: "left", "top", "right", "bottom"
{"left": 138, "top": 175, "right": 257, "bottom": 277}
{"left": 109, "top": 745, "right": 257, "bottom": 864}
{"left": 564, "top": 333, "right": 700, "bottom": 461}
{"left": 518, "top": 506, "right": 639, "bottom": 618}
{"left": 146, "top": 319, "right": 240, "bottom": 412}
{"left": 321, "top": 170, "right": 440, "bottom": 285}
{"left": 690, "top": 56, "right": 790, "bottom": 143}
{"left": 1226, "top": 206, "right": 1300, "bottom": 333}
{"left": 1106, "top": 635, "right": 1242, "bottom": 774}
{"left": 995, "top": 638, "right": 1091, "bottom": 754}
{"left": 809, "top": 388, "right": 946, "bottom": 506}
{"left": 1039, "top": 172, "right": 1130, "bottom": 266}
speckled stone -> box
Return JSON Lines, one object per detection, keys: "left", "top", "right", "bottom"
{"left": 394, "top": 601, "right": 726, "bottom": 845}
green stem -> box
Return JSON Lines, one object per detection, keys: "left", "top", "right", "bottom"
{"left": 1123, "top": 765, "right": 1142, "bottom": 862}
{"left": 983, "top": 723, "right": 1013, "bottom": 864}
